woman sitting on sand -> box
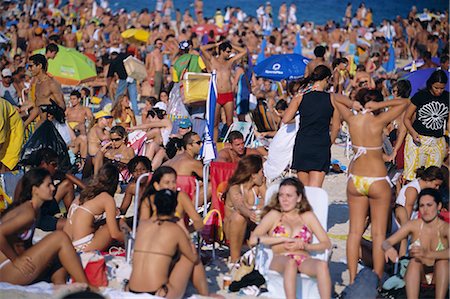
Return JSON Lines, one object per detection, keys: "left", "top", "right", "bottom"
{"left": 64, "top": 163, "right": 125, "bottom": 252}
{"left": 250, "top": 177, "right": 332, "bottom": 299}
{"left": 139, "top": 166, "right": 208, "bottom": 296}
{"left": 333, "top": 88, "right": 409, "bottom": 283}
{"left": 93, "top": 125, "right": 135, "bottom": 175}
{"left": 223, "top": 155, "right": 266, "bottom": 265}
{"left": 128, "top": 189, "right": 199, "bottom": 298}
{"left": 383, "top": 188, "right": 449, "bottom": 299}
{"left": 0, "top": 168, "right": 90, "bottom": 285}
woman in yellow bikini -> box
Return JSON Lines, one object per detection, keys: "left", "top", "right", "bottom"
{"left": 250, "top": 177, "right": 331, "bottom": 299}
{"left": 333, "top": 88, "right": 409, "bottom": 283}
{"left": 111, "top": 94, "right": 136, "bottom": 129}
{"left": 383, "top": 188, "right": 448, "bottom": 299}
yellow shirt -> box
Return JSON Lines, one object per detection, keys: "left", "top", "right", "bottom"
{"left": 0, "top": 98, "right": 24, "bottom": 170}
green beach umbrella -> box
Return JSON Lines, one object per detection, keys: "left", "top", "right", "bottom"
{"left": 33, "top": 45, "right": 97, "bottom": 85}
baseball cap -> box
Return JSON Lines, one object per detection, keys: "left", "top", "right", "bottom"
{"left": 95, "top": 110, "right": 112, "bottom": 120}
{"left": 179, "top": 118, "right": 192, "bottom": 129}
{"left": 1, "top": 68, "right": 12, "bottom": 77}
{"left": 154, "top": 101, "right": 167, "bottom": 111}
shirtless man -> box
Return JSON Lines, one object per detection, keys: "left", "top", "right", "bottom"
{"left": 412, "top": 22, "right": 429, "bottom": 59}
{"left": 329, "top": 25, "right": 343, "bottom": 59}
{"left": 200, "top": 41, "right": 247, "bottom": 141}
{"left": 17, "top": 14, "right": 29, "bottom": 53}
{"left": 108, "top": 24, "right": 122, "bottom": 53}
{"left": 146, "top": 38, "right": 164, "bottom": 98}
{"left": 138, "top": 8, "right": 151, "bottom": 29}
{"left": 24, "top": 54, "right": 65, "bottom": 128}
{"left": 351, "top": 64, "right": 375, "bottom": 90}
{"left": 217, "top": 131, "right": 267, "bottom": 163}
{"left": 63, "top": 25, "right": 77, "bottom": 48}
{"left": 26, "top": 27, "right": 46, "bottom": 57}
{"left": 66, "top": 90, "right": 93, "bottom": 135}
{"left": 304, "top": 45, "right": 329, "bottom": 77}
{"left": 163, "top": 132, "right": 203, "bottom": 178}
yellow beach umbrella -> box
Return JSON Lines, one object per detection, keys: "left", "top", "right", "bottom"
{"left": 121, "top": 28, "right": 150, "bottom": 43}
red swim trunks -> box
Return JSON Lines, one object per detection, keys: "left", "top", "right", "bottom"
{"left": 217, "top": 92, "right": 234, "bottom": 106}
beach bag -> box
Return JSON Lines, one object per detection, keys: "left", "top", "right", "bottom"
{"left": 76, "top": 251, "right": 108, "bottom": 287}
{"left": 230, "top": 242, "right": 266, "bottom": 292}
{"left": 340, "top": 267, "right": 379, "bottom": 299}
{"left": 123, "top": 55, "right": 147, "bottom": 83}
{"left": 201, "top": 209, "right": 224, "bottom": 243}
{"left": 167, "top": 82, "right": 190, "bottom": 120}
{"left": 20, "top": 120, "right": 71, "bottom": 172}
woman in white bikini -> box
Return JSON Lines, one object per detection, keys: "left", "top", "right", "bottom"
{"left": 333, "top": 88, "right": 408, "bottom": 283}
{"left": 223, "top": 155, "right": 266, "bottom": 264}
{"left": 64, "top": 163, "right": 125, "bottom": 252}
{"left": 0, "top": 168, "right": 90, "bottom": 286}
{"left": 383, "top": 188, "right": 448, "bottom": 299}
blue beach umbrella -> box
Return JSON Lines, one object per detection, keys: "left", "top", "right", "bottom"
{"left": 201, "top": 71, "right": 217, "bottom": 163}
{"left": 402, "top": 68, "right": 449, "bottom": 97}
{"left": 254, "top": 54, "right": 310, "bottom": 81}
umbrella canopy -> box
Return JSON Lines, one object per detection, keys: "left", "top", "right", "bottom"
{"left": 403, "top": 57, "right": 440, "bottom": 71}
{"left": 254, "top": 54, "right": 310, "bottom": 81}
{"left": 121, "top": 28, "right": 150, "bottom": 43}
{"left": 191, "top": 24, "right": 226, "bottom": 36}
{"left": 34, "top": 45, "right": 97, "bottom": 85}
{"left": 402, "top": 68, "right": 449, "bottom": 96}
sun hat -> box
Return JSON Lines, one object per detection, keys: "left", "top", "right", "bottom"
{"left": 95, "top": 110, "right": 112, "bottom": 120}
{"left": 154, "top": 101, "right": 167, "bottom": 111}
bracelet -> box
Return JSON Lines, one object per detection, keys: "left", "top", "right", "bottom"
{"left": 381, "top": 240, "right": 393, "bottom": 251}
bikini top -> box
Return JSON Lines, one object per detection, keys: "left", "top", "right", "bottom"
{"left": 239, "top": 184, "right": 260, "bottom": 207}
{"left": 272, "top": 214, "right": 312, "bottom": 244}
{"left": 115, "top": 114, "right": 132, "bottom": 124}
{"left": 67, "top": 203, "right": 104, "bottom": 225}
{"left": 352, "top": 145, "right": 383, "bottom": 161}
{"left": 410, "top": 220, "right": 446, "bottom": 251}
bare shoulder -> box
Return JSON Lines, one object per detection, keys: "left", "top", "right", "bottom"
{"left": 440, "top": 220, "right": 449, "bottom": 236}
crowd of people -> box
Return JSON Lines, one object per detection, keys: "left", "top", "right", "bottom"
{"left": 0, "top": 0, "right": 448, "bottom": 298}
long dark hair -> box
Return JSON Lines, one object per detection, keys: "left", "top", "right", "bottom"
{"left": 141, "top": 166, "right": 177, "bottom": 200}
{"left": 3, "top": 168, "right": 51, "bottom": 216}
{"left": 426, "top": 69, "right": 448, "bottom": 90}
{"left": 415, "top": 166, "right": 444, "bottom": 182}
{"left": 263, "top": 177, "right": 312, "bottom": 217}
{"left": 80, "top": 163, "right": 119, "bottom": 204}
{"left": 224, "top": 155, "right": 263, "bottom": 195}
{"left": 355, "top": 88, "right": 384, "bottom": 115}
{"left": 298, "top": 65, "right": 332, "bottom": 90}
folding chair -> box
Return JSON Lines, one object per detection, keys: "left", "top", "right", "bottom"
{"left": 209, "top": 161, "right": 238, "bottom": 217}
{"left": 176, "top": 175, "right": 200, "bottom": 209}
{"left": 222, "top": 121, "right": 255, "bottom": 147}
{"left": 260, "top": 184, "right": 330, "bottom": 299}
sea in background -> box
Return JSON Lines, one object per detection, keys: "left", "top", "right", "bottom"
{"left": 110, "top": 0, "right": 448, "bottom": 26}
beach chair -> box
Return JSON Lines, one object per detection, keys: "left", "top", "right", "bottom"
{"left": 222, "top": 121, "right": 254, "bottom": 147}
{"left": 260, "top": 184, "right": 330, "bottom": 299}
{"left": 209, "top": 161, "right": 238, "bottom": 218}
{"left": 250, "top": 99, "right": 277, "bottom": 133}
{"left": 176, "top": 175, "right": 200, "bottom": 208}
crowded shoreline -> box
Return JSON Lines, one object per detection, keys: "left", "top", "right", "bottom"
{"left": 0, "top": 1, "right": 449, "bottom": 298}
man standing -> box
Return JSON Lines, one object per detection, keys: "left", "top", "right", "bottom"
{"left": 107, "top": 51, "right": 139, "bottom": 114}
{"left": 146, "top": 38, "right": 164, "bottom": 98}
{"left": 24, "top": 54, "right": 65, "bottom": 128}
{"left": 200, "top": 41, "right": 246, "bottom": 141}
{"left": 65, "top": 90, "right": 94, "bottom": 135}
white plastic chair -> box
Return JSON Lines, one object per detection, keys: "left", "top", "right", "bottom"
{"left": 260, "top": 184, "right": 330, "bottom": 299}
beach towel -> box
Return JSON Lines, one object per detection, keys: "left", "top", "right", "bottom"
{"left": 263, "top": 116, "right": 299, "bottom": 181}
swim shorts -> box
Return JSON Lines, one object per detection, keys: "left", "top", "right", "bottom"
{"left": 217, "top": 92, "right": 234, "bottom": 106}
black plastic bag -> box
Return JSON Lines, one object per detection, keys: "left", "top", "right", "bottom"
{"left": 20, "top": 120, "right": 71, "bottom": 171}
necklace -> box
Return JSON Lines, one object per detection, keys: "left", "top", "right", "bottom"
{"left": 36, "top": 75, "right": 49, "bottom": 84}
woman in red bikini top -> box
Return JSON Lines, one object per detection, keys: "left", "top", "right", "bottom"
{"left": 250, "top": 177, "right": 332, "bottom": 299}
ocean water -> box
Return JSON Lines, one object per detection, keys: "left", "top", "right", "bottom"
{"left": 110, "top": 0, "right": 448, "bottom": 26}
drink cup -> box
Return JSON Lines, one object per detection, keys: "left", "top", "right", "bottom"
{"left": 223, "top": 275, "right": 232, "bottom": 290}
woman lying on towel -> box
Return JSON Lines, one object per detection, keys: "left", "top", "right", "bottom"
{"left": 383, "top": 188, "right": 449, "bottom": 299}
{"left": 139, "top": 166, "right": 209, "bottom": 296}
{"left": 0, "top": 168, "right": 90, "bottom": 286}
{"left": 64, "top": 163, "right": 125, "bottom": 252}
{"left": 250, "top": 177, "right": 332, "bottom": 299}
{"left": 128, "top": 189, "right": 199, "bottom": 298}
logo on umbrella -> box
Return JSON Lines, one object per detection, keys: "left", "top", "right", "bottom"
{"left": 272, "top": 63, "right": 281, "bottom": 71}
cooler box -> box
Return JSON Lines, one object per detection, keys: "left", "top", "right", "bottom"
{"left": 182, "top": 72, "right": 211, "bottom": 104}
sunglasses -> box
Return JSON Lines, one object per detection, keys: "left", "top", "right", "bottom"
{"left": 48, "top": 161, "right": 58, "bottom": 167}
{"left": 193, "top": 140, "right": 203, "bottom": 145}
{"left": 111, "top": 137, "right": 123, "bottom": 142}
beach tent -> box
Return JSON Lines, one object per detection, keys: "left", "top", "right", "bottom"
{"left": 254, "top": 54, "right": 310, "bottom": 81}
{"left": 401, "top": 68, "right": 449, "bottom": 96}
